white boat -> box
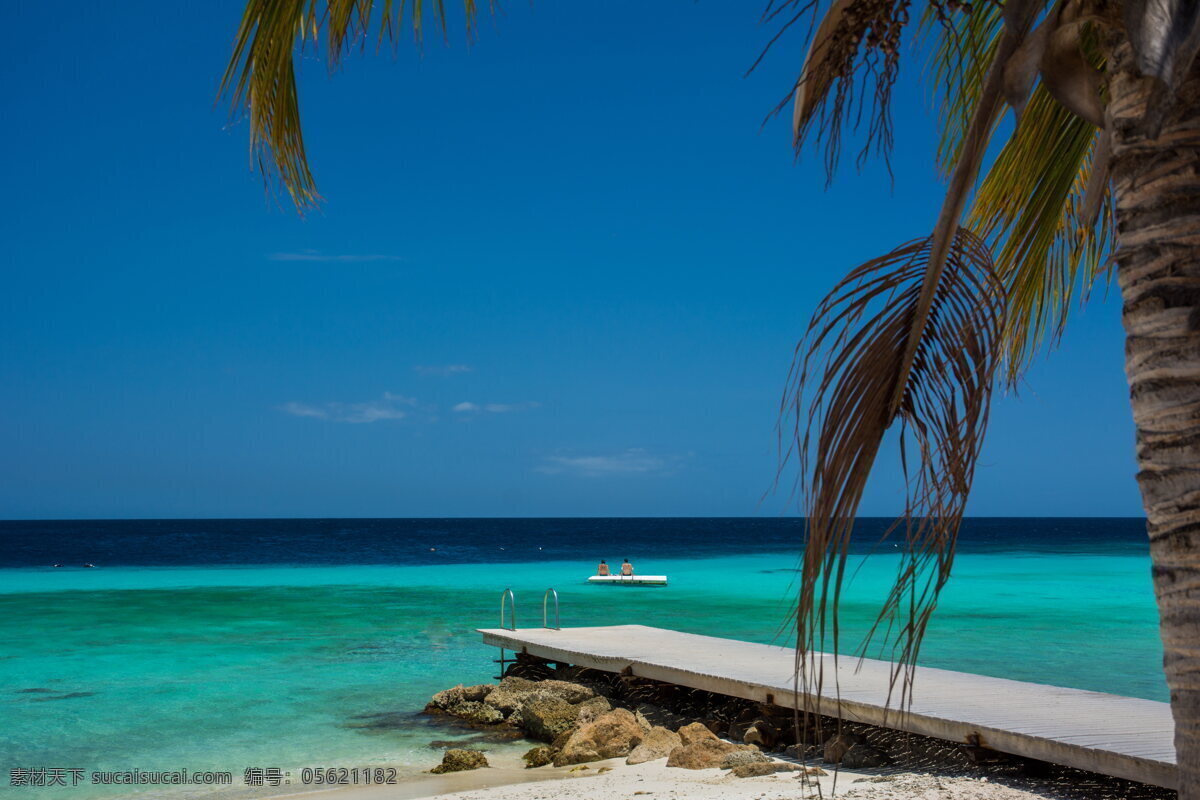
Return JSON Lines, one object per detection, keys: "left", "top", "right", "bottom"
{"left": 587, "top": 574, "right": 668, "bottom": 586}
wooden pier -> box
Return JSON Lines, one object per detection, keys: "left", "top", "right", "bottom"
{"left": 478, "top": 624, "right": 1176, "bottom": 789}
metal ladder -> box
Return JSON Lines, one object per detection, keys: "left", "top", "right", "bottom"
{"left": 493, "top": 587, "right": 559, "bottom": 678}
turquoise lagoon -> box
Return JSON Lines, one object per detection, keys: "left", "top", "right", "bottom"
{"left": 0, "top": 528, "right": 1165, "bottom": 800}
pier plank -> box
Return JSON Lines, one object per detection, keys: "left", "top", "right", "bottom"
{"left": 478, "top": 624, "right": 1175, "bottom": 788}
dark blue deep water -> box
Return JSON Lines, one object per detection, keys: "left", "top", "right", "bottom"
{"left": 0, "top": 516, "right": 1152, "bottom": 568}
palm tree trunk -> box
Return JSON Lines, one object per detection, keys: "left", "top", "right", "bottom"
{"left": 1110, "top": 41, "right": 1200, "bottom": 797}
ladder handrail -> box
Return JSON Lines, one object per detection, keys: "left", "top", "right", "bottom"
{"left": 542, "top": 588, "right": 560, "bottom": 630}
{"left": 500, "top": 587, "right": 516, "bottom": 630}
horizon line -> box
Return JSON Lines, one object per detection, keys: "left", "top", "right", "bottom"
{"left": 0, "top": 514, "right": 1150, "bottom": 523}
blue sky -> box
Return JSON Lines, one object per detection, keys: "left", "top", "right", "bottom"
{"left": 0, "top": 1, "right": 1139, "bottom": 518}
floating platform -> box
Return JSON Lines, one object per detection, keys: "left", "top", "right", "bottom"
{"left": 587, "top": 575, "right": 668, "bottom": 586}
{"left": 478, "top": 624, "right": 1175, "bottom": 789}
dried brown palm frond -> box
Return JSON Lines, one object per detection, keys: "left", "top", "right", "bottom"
{"left": 778, "top": 0, "right": 1036, "bottom": 728}
{"left": 760, "top": 0, "right": 914, "bottom": 178}
{"left": 781, "top": 229, "right": 1004, "bottom": 717}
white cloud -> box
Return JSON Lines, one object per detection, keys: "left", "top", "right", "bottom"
{"left": 454, "top": 401, "right": 539, "bottom": 414}
{"left": 415, "top": 364, "right": 473, "bottom": 376}
{"left": 280, "top": 393, "right": 417, "bottom": 424}
{"left": 281, "top": 393, "right": 536, "bottom": 423}
{"left": 537, "top": 448, "right": 681, "bottom": 477}
{"left": 268, "top": 250, "right": 402, "bottom": 263}
{"left": 485, "top": 402, "right": 540, "bottom": 413}
{"left": 279, "top": 402, "right": 328, "bottom": 419}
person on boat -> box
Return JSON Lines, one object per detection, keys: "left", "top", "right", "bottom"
{"left": 597, "top": 560, "right": 610, "bottom": 576}
{"left": 620, "top": 559, "right": 634, "bottom": 576}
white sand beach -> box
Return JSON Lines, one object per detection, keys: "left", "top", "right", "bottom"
{"left": 264, "top": 757, "right": 1068, "bottom": 800}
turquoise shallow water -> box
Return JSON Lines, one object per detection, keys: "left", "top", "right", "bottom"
{"left": 0, "top": 545, "right": 1165, "bottom": 800}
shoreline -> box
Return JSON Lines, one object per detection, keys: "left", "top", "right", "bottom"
{"left": 256, "top": 758, "right": 1112, "bottom": 800}
{"left": 110, "top": 645, "right": 1179, "bottom": 800}
{"left": 399, "top": 659, "right": 1177, "bottom": 800}
{"left": 259, "top": 756, "right": 595, "bottom": 800}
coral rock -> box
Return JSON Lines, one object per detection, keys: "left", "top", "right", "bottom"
{"left": 522, "top": 746, "right": 553, "bottom": 768}
{"left": 485, "top": 677, "right": 595, "bottom": 717}
{"left": 521, "top": 696, "right": 581, "bottom": 743}
{"left": 730, "top": 762, "right": 799, "bottom": 778}
{"left": 720, "top": 749, "right": 770, "bottom": 769}
{"left": 626, "top": 726, "right": 683, "bottom": 765}
{"left": 554, "top": 709, "right": 644, "bottom": 766}
{"left": 575, "top": 696, "right": 612, "bottom": 726}
{"left": 677, "top": 722, "right": 720, "bottom": 746}
{"left": 743, "top": 720, "right": 780, "bottom": 749}
{"left": 429, "top": 749, "right": 488, "bottom": 774}
{"left": 667, "top": 738, "right": 744, "bottom": 770}
{"left": 451, "top": 701, "right": 505, "bottom": 725}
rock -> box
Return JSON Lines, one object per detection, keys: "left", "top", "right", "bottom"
{"left": 430, "top": 686, "right": 462, "bottom": 710}
{"left": 522, "top": 746, "right": 553, "bottom": 768}
{"left": 743, "top": 719, "right": 780, "bottom": 749}
{"left": 429, "top": 749, "right": 488, "bottom": 774}
{"left": 839, "top": 742, "right": 890, "bottom": 769}
{"left": 451, "top": 701, "right": 505, "bottom": 725}
{"left": 521, "top": 696, "right": 580, "bottom": 742}
{"left": 626, "top": 726, "right": 682, "bottom": 765}
{"left": 823, "top": 732, "right": 864, "bottom": 763}
{"left": 509, "top": 687, "right": 592, "bottom": 728}
{"left": 429, "top": 684, "right": 493, "bottom": 710}
{"left": 483, "top": 677, "right": 538, "bottom": 715}
{"left": 551, "top": 728, "right": 575, "bottom": 752}
{"left": 727, "top": 708, "right": 760, "bottom": 742}
{"left": 665, "top": 729, "right": 757, "bottom": 771}
{"left": 484, "top": 677, "right": 595, "bottom": 716}
{"left": 667, "top": 738, "right": 739, "bottom": 770}
{"left": 539, "top": 680, "right": 597, "bottom": 704}
{"left": 576, "top": 696, "right": 612, "bottom": 726}
{"left": 554, "top": 709, "right": 645, "bottom": 766}
{"left": 666, "top": 724, "right": 758, "bottom": 770}
{"left": 783, "top": 742, "right": 822, "bottom": 761}
{"left": 677, "top": 722, "right": 720, "bottom": 746}
{"left": 720, "top": 749, "right": 770, "bottom": 769}
{"left": 730, "top": 762, "right": 799, "bottom": 778}
{"left": 426, "top": 683, "right": 507, "bottom": 726}
{"left": 461, "top": 684, "right": 494, "bottom": 702}
{"left": 820, "top": 731, "right": 888, "bottom": 768}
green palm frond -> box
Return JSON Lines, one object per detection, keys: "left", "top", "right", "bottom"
{"left": 970, "top": 84, "right": 1112, "bottom": 383}
{"left": 923, "top": 0, "right": 1004, "bottom": 178}
{"left": 219, "top": 0, "right": 486, "bottom": 210}
{"left": 920, "top": 1, "right": 1111, "bottom": 382}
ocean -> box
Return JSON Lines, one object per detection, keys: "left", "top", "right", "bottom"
{"left": 0, "top": 518, "right": 1164, "bottom": 800}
